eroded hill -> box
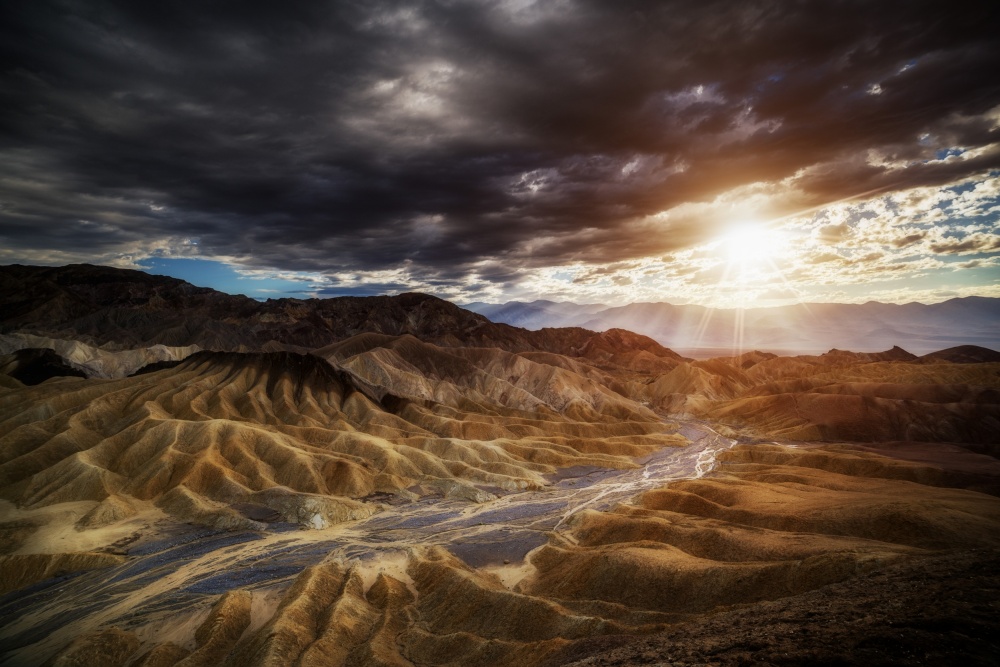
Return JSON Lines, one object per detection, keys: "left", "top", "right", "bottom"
{"left": 638, "top": 347, "right": 1000, "bottom": 444}
{"left": 0, "top": 346, "right": 679, "bottom": 528}
{"left": 2, "top": 265, "right": 1000, "bottom": 666}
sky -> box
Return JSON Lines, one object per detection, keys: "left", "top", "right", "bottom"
{"left": 1, "top": 0, "right": 998, "bottom": 307}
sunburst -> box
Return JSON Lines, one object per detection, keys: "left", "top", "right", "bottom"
{"left": 717, "top": 222, "right": 788, "bottom": 273}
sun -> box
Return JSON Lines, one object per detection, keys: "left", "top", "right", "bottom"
{"left": 718, "top": 222, "right": 787, "bottom": 269}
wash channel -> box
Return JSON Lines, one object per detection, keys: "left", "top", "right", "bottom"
{"left": 0, "top": 420, "right": 737, "bottom": 664}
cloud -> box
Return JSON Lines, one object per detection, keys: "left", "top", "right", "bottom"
{"left": 809, "top": 252, "right": 842, "bottom": 264}
{"left": 758, "top": 287, "right": 801, "bottom": 300}
{"left": 892, "top": 232, "right": 927, "bottom": 248}
{"left": 817, "top": 223, "right": 851, "bottom": 244}
{"left": 0, "top": 0, "right": 998, "bottom": 301}
{"left": 929, "top": 234, "right": 1000, "bottom": 254}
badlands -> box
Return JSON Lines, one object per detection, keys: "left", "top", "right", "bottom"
{"left": 1, "top": 264, "right": 999, "bottom": 666}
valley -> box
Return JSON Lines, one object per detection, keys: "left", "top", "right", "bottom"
{"left": 4, "top": 2, "right": 1000, "bottom": 664}
{"left": 1, "top": 265, "right": 999, "bottom": 666}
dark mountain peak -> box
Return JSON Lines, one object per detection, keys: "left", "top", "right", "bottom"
{"left": 0, "top": 263, "right": 252, "bottom": 332}
{"left": 921, "top": 345, "right": 1000, "bottom": 364}
{"left": 818, "top": 345, "right": 919, "bottom": 364}
{"left": 583, "top": 328, "right": 684, "bottom": 360}
{"left": 872, "top": 345, "right": 918, "bottom": 362}
{"left": 2, "top": 263, "right": 206, "bottom": 293}
{"left": 51, "top": 263, "right": 181, "bottom": 285}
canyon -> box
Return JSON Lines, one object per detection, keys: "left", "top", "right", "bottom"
{"left": 1, "top": 264, "right": 999, "bottom": 666}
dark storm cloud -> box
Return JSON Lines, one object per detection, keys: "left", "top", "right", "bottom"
{"left": 1, "top": 0, "right": 998, "bottom": 285}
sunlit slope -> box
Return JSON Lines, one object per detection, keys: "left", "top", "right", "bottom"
{"left": 523, "top": 443, "right": 1000, "bottom": 620}
{"left": 315, "top": 333, "right": 656, "bottom": 418}
{"left": 0, "top": 332, "right": 199, "bottom": 379}
{"left": 640, "top": 350, "right": 1000, "bottom": 443}
{"left": 0, "top": 346, "right": 681, "bottom": 526}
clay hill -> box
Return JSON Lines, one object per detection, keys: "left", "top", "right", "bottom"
{"left": 0, "top": 344, "right": 676, "bottom": 523}
{"left": 637, "top": 346, "right": 1000, "bottom": 445}
{"left": 1, "top": 263, "right": 999, "bottom": 666}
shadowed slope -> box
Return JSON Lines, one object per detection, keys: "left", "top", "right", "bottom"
{"left": 0, "top": 348, "right": 86, "bottom": 386}
{"left": 0, "top": 265, "right": 686, "bottom": 372}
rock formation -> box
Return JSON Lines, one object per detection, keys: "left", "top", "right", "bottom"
{"left": 1, "top": 263, "right": 999, "bottom": 666}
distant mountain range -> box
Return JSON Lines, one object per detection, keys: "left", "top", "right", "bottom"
{"left": 3, "top": 264, "right": 996, "bottom": 369}
{"left": 464, "top": 297, "right": 1000, "bottom": 356}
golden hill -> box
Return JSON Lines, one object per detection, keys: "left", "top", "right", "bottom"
{"left": 0, "top": 345, "right": 680, "bottom": 532}
{"left": 28, "top": 442, "right": 1000, "bottom": 667}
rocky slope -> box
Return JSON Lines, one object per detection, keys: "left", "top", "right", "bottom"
{"left": 0, "top": 265, "right": 681, "bottom": 373}
{"left": 548, "top": 548, "right": 1000, "bottom": 666}
{"left": 3, "top": 264, "right": 1000, "bottom": 666}
{"left": 638, "top": 346, "right": 1000, "bottom": 444}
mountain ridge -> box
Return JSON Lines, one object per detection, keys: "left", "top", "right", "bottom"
{"left": 465, "top": 296, "right": 1000, "bottom": 355}
{"left": 0, "top": 264, "right": 679, "bottom": 371}
{"left": 8, "top": 264, "right": 997, "bottom": 361}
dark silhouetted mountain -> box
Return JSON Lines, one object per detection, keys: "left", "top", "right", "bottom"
{"left": 0, "top": 264, "right": 680, "bottom": 370}
{"left": 872, "top": 345, "right": 920, "bottom": 362}
{"left": 812, "top": 346, "right": 920, "bottom": 364}
{"left": 921, "top": 345, "right": 1000, "bottom": 364}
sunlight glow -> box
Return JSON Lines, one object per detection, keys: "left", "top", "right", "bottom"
{"left": 719, "top": 223, "right": 787, "bottom": 268}
{"left": 694, "top": 221, "right": 798, "bottom": 354}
